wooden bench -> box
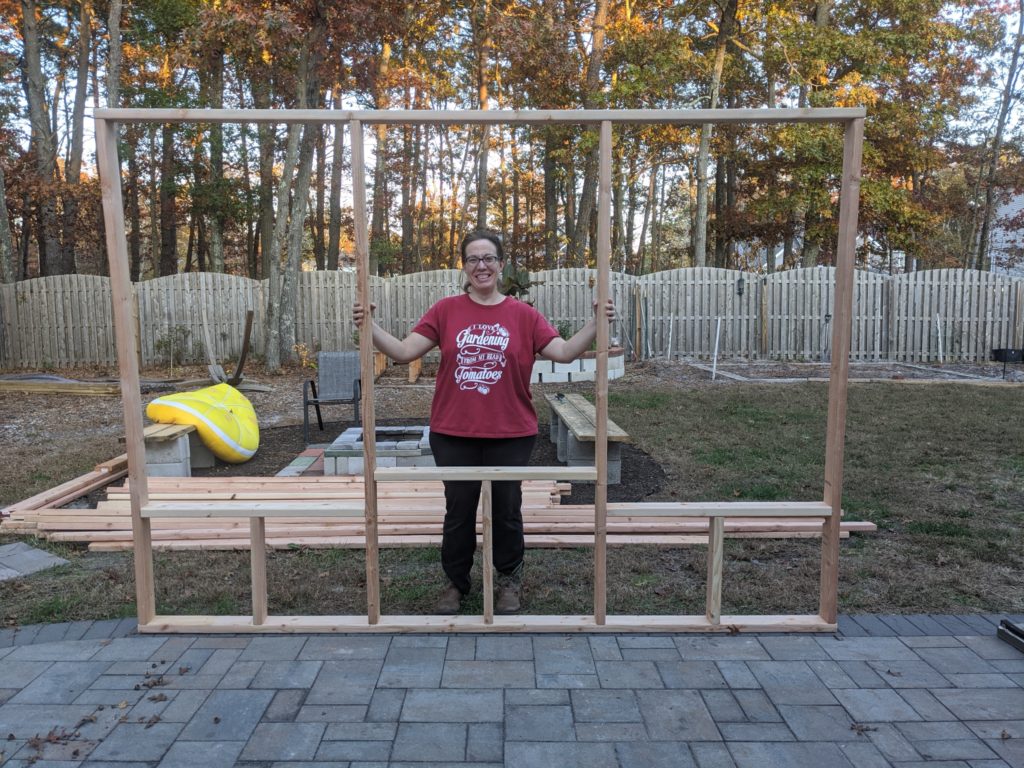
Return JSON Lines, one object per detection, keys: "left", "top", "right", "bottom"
{"left": 121, "top": 424, "right": 217, "bottom": 477}
{"left": 545, "top": 393, "right": 630, "bottom": 483}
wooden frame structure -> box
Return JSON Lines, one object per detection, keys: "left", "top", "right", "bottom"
{"left": 95, "top": 107, "right": 865, "bottom": 634}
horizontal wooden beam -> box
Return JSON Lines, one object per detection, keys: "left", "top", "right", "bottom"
{"left": 142, "top": 501, "right": 364, "bottom": 518}
{"left": 94, "top": 107, "right": 866, "bottom": 126}
{"left": 375, "top": 466, "right": 599, "bottom": 482}
{"left": 606, "top": 501, "right": 833, "bottom": 518}
{"left": 138, "top": 613, "right": 836, "bottom": 634}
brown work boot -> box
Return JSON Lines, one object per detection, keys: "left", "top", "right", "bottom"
{"left": 435, "top": 582, "right": 463, "bottom": 615}
{"left": 495, "top": 572, "right": 522, "bottom": 615}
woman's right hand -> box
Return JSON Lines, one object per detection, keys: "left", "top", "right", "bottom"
{"left": 352, "top": 302, "right": 376, "bottom": 328}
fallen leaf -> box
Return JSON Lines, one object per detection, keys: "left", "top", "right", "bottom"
{"left": 213, "top": 716, "right": 221, "bottom": 724}
{"left": 885, "top": 669, "right": 903, "bottom": 677}
{"left": 178, "top": 666, "right": 190, "bottom": 675}
{"left": 144, "top": 715, "right": 161, "bottom": 729}
{"left": 1002, "top": 730, "right": 1011, "bottom": 740}
{"left": 148, "top": 693, "right": 169, "bottom": 703}
{"left": 851, "top": 723, "right": 877, "bottom": 735}
{"left": 117, "top": 701, "right": 129, "bottom": 710}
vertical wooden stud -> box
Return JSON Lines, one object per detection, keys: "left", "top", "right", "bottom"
{"left": 594, "top": 120, "right": 612, "bottom": 624}
{"left": 96, "top": 117, "right": 155, "bottom": 625}
{"left": 820, "top": 117, "right": 863, "bottom": 624}
{"left": 482, "top": 480, "right": 494, "bottom": 624}
{"left": 250, "top": 517, "right": 267, "bottom": 625}
{"left": 705, "top": 516, "right": 724, "bottom": 625}
{"left": 351, "top": 120, "right": 381, "bottom": 624}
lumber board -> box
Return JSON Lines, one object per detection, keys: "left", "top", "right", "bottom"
{"left": 136, "top": 612, "right": 836, "bottom": 634}
{"left": 606, "top": 501, "right": 832, "bottom": 518}
{"left": 84, "top": 530, "right": 850, "bottom": 552}
{"left": 545, "top": 393, "right": 630, "bottom": 442}
{"left": 376, "top": 466, "right": 598, "bottom": 482}
{"left": 1, "top": 467, "right": 125, "bottom": 516}
{"left": 95, "top": 106, "right": 866, "bottom": 126}
{"left": 0, "top": 380, "right": 121, "bottom": 395}
{"left": 142, "top": 501, "right": 366, "bottom": 518}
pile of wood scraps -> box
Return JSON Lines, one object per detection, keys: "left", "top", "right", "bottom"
{"left": 1, "top": 475, "right": 875, "bottom": 552}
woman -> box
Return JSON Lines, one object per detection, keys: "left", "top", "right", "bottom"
{"left": 353, "top": 230, "right": 613, "bottom": 614}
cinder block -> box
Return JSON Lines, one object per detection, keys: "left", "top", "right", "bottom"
{"left": 567, "top": 435, "right": 595, "bottom": 463}
{"left": 188, "top": 433, "right": 217, "bottom": 469}
{"left": 396, "top": 441, "right": 419, "bottom": 451}
{"left": 376, "top": 457, "right": 397, "bottom": 468}
{"left": 549, "top": 410, "right": 560, "bottom": 443}
{"left": 348, "top": 458, "right": 364, "bottom": 476}
{"left": 568, "top": 371, "right": 596, "bottom": 382}
{"left": 567, "top": 457, "right": 621, "bottom": 484}
{"left": 146, "top": 459, "right": 190, "bottom": 477}
{"left": 556, "top": 420, "right": 568, "bottom": 462}
{"left": 554, "top": 361, "right": 582, "bottom": 374}
{"left": 146, "top": 436, "right": 190, "bottom": 464}
{"left": 542, "top": 371, "right": 571, "bottom": 383}
{"left": 397, "top": 455, "right": 435, "bottom": 468}
{"left": 609, "top": 355, "right": 625, "bottom": 371}
{"left": 322, "top": 457, "right": 337, "bottom": 475}
{"left": 609, "top": 366, "right": 625, "bottom": 380}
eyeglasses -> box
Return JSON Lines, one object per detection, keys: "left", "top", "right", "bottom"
{"left": 464, "top": 256, "right": 499, "bottom": 266}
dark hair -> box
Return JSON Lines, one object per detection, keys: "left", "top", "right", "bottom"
{"left": 460, "top": 230, "right": 504, "bottom": 263}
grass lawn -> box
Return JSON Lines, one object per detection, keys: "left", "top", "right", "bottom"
{"left": 2, "top": 380, "right": 1022, "bottom": 624}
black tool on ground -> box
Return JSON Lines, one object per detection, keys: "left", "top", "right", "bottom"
{"left": 997, "top": 618, "right": 1024, "bottom": 653}
{"left": 990, "top": 348, "right": 1023, "bottom": 378}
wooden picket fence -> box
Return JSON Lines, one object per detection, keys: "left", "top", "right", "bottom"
{"left": 1, "top": 268, "right": 1022, "bottom": 369}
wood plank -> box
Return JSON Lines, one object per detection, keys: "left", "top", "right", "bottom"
{"left": 95, "top": 106, "right": 867, "bottom": 127}
{"left": 820, "top": 117, "right": 863, "bottom": 624}
{"left": 606, "top": 501, "right": 832, "bottom": 517}
{"left": 142, "top": 501, "right": 366, "bottom": 518}
{"left": 250, "top": 518, "right": 267, "bottom": 625}
{"left": 482, "top": 480, "right": 493, "bottom": 624}
{"left": 705, "top": 516, "right": 724, "bottom": 625}
{"left": 376, "top": 467, "right": 598, "bottom": 482}
{"left": 137, "top": 613, "right": 836, "bottom": 634}
{"left": 96, "top": 116, "right": 155, "bottom": 625}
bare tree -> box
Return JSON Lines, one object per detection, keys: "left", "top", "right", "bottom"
{"left": 977, "top": 0, "right": 1023, "bottom": 271}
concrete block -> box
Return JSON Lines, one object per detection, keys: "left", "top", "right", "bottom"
{"left": 567, "top": 434, "right": 595, "bottom": 463}
{"left": 188, "top": 433, "right": 217, "bottom": 468}
{"left": 554, "top": 360, "right": 582, "bottom": 373}
{"left": 609, "top": 366, "right": 625, "bottom": 380}
{"left": 541, "top": 371, "right": 571, "bottom": 383}
{"left": 146, "top": 459, "right": 190, "bottom": 477}
{"left": 396, "top": 440, "right": 419, "bottom": 450}
{"left": 397, "top": 454, "right": 435, "bottom": 468}
{"left": 549, "top": 409, "right": 560, "bottom": 443}
{"left": 556, "top": 419, "right": 568, "bottom": 462}
{"left": 376, "top": 456, "right": 397, "bottom": 468}
{"left": 569, "top": 370, "right": 596, "bottom": 382}
{"left": 609, "top": 354, "right": 625, "bottom": 370}
{"left": 147, "top": 435, "right": 190, "bottom": 464}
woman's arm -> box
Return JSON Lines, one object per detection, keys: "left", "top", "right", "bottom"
{"left": 539, "top": 298, "right": 615, "bottom": 364}
{"left": 352, "top": 302, "right": 436, "bottom": 364}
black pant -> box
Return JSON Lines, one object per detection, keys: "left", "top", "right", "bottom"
{"left": 428, "top": 431, "right": 536, "bottom": 595}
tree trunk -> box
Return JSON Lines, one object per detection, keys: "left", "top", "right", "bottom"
{"left": 208, "top": 48, "right": 225, "bottom": 273}
{"left": 473, "top": 0, "right": 491, "bottom": 229}
{"left": 567, "top": 0, "right": 609, "bottom": 266}
{"left": 314, "top": 124, "right": 327, "bottom": 270}
{"left": 159, "top": 123, "right": 177, "bottom": 276}
{"left": 106, "top": 0, "right": 122, "bottom": 108}
{"left": 977, "top": 0, "right": 1023, "bottom": 271}
{"left": 327, "top": 85, "right": 345, "bottom": 270}
{"left": 126, "top": 131, "right": 142, "bottom": 281}
{"left": 0, "top": 163, "right": 15, "bottom": 282}
{"left": 714, "top": 156, "right": 726, "bottom": 267}
{"left": 59, "top": 0, "right": 91, "bottom": 274}
{"left": 693, "top": 0, "right": 738, "bottom": 267}
{"left": 637, "top": 164, "right": 657, "bottom": 274}
{"left": 253, "top": 74, "right": 275, "bottom": 281}
{"left": 798, "top": 0, "right": 832, "bottom": 267}
{"left": 19, "top": 0, "right": 61, "bottom": 274}
{"left": 543, "top": 129, "right": 559, "bottom": 267}
{"left": 370, "top": 39, "right": 392, "bottom": 275}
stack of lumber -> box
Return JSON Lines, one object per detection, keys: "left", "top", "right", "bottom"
{"left": 1, "top": 455, "right": 128, "bottom": 518}
{"left": 1, "top": 476, "right": 875, "bottom": 552}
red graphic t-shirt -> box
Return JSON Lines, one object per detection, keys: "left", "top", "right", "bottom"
{"left": 412, "top": 294, "right": 559, "bottom": 438}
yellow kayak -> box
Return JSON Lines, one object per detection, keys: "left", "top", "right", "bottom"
{"left": 146, "top": 383, "right": 259, "bottom": 463}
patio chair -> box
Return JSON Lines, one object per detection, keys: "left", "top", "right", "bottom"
{"left": 303, "top": 351, "right": 361, "bottom": 444}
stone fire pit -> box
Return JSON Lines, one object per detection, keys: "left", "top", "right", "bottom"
{"left": 323, "top": 426, "right": 433, "bottom": 476}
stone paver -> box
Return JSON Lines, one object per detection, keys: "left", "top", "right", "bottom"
{"left": 0, "top": 615, "right": 1018, "bottom": 766}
